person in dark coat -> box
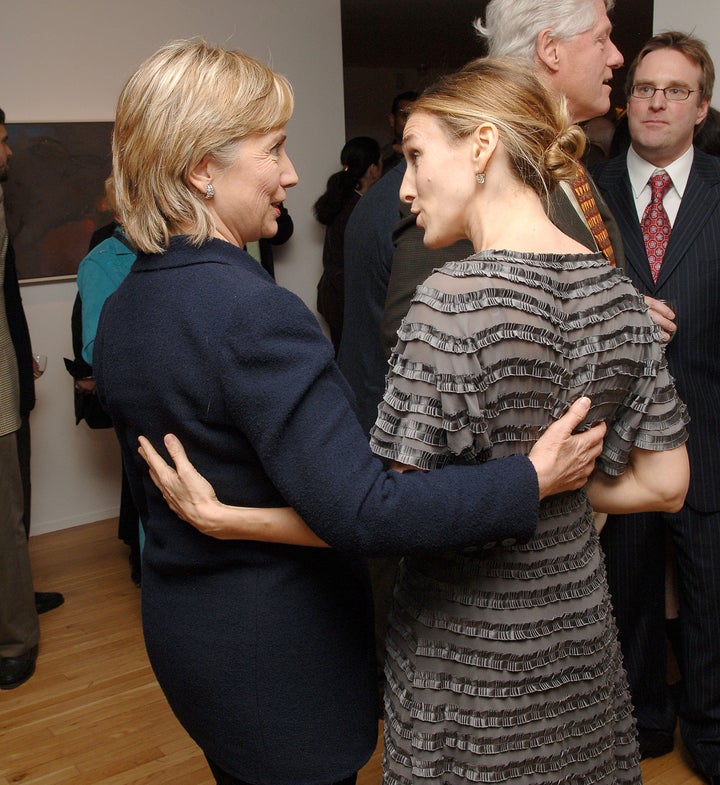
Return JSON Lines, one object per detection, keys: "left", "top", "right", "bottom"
{"left": 94, "top": 40, "right": 604, "bottom": 785}
{"left": 0, "top": 108, "right": 62, "bottom": 695}
{"left": 314, "top": 136, "right": 381, "bottom": 353}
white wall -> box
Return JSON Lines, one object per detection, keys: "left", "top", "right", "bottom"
{"left": 1, "top": 0, "right": 344, "bottom": 535}
{"left": 653, "top": 0, "right": 720, "bottom": 72}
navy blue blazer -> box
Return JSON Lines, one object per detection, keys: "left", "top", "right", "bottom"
{"left": 94, "top": 237, "right": 539, "bottom": 784}
{"left": 592, "top": 149, "right": 720, "bottom": 511}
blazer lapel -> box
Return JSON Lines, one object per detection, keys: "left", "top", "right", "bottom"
{"left": 657, "top": 153, "right": 720, "bottom": 286}
{"left": 548, "top": 186, "right": 597, "bottom": 251}
{"left": 589, "top": 174, "right": 626, "bottom": 269}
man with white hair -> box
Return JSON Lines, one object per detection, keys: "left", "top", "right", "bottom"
{"left": 381, "top": 0, "right": 678, "bottom": 351}
{"left": 476, "top": 0, "right": 621, "bottom": 124}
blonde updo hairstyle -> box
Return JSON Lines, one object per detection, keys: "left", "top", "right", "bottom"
{"left": 112, "top": 39, "right": 294, "bottom": 254}
{"left": 410, "top": 58, "right": 586, "bottom": 202}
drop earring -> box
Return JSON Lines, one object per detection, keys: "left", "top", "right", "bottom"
{"left": 475, "top": 172, "right": 486, "bottom": 185}
{"left": 204, "top": 182, "right": 215, "bottom": 199}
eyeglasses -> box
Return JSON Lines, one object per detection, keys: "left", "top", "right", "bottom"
{"left": 630, "top": 84, "right": 697, "bottom": 101}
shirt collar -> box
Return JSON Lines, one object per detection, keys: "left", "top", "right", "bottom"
{"left": 627, "top": 144, "right": 694, "bottom": 199}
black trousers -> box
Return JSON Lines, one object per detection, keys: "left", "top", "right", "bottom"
{"left": 601, "top": 505, "right": 720, "bottom": 779}
{"left": 206, "top": 756, "right": 357, "bottom": 785}
{"left": 17, "top": 415, "right": 31, "bottom": 538}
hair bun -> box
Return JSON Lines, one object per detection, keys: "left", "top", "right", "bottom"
{"left": 544, "top": 122, "right": 587, "bottom": 183}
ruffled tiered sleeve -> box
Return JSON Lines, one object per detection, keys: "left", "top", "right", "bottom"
{"left": 370, "top": 251, "right": 688, "bottom": 475}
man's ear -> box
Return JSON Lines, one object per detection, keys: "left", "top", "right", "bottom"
{"left": 696, "top": 97, "right": 710, "bottom": 128}
{"left": 536, "top": 28, "right": 561, "bottom": 74}
{"left": 188, "top": 154, "right": 213, "bottom": 194}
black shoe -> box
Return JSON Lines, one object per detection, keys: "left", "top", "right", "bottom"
{"left": 638, "top": 729, "right": 674, "bottom": 759}
{"left": 35, "top": 591, "right": 64, "bottom": 614}
{"left": 0, "top": 646, "right": 37, "bottom": 690}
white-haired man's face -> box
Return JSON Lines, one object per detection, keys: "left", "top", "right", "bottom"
{"left": 541, "top": 0, "right": 624, "bottom": 122}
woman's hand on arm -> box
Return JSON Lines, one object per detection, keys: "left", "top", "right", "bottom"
{"left": 137, "top": 434, "right": 329, "bottom": 547}
{"left": 587, "top": 443, "right": 689, "bottom": 515}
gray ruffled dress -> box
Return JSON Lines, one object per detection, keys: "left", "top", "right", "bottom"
{"left": 370, "top": 250, "right": 689, "bottom": 785}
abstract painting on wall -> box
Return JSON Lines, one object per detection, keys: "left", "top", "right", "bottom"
{"left": 4, "top": 122, "right": 114, "bottom": 282}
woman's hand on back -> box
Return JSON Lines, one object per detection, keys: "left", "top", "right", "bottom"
{"left": 138, "top": 434, "right": 226, "bottom": 534}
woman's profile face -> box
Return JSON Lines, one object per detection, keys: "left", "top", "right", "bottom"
{"left": 399, "top": 112, "right": 475, "bottom": 249}
{"left": 207, "top": 127, "right": 298, "bottom": 247}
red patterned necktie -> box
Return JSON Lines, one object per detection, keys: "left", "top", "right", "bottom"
{"left": 571, "top": 166, "right": 616, "bottom": 266}
{"left": 641, "top": 171, "right": 673, "bottom": 282}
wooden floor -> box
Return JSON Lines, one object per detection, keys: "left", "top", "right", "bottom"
{"left": 0, "top": 518, "right": 704, "bottom": 785}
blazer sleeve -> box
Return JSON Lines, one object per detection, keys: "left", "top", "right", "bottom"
{"left": 216, "top": 281, "right": 539, "bottom": 555}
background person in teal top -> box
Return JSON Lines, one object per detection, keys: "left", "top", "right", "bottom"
{"left": 77, "top": 225, "right": 135, "bottom": 364}
{"left": 75, "top": 177, "right": 142, "bottom": 582}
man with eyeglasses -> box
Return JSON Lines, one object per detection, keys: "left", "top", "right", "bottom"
{"left": 592, "top": 31, "right": 720, "bottom": 785}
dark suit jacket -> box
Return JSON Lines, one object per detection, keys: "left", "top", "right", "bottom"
{"left": 3, "top": 240, "right": 35, "bottom": 417}
{"left": 547, "top": 174, "right": 626, "bottom": 271}
{"left": 381, "top": 174, "right": 626, "bottom": 357}
{"left": 94, "top": 237, "right": 539, "bottom": 784}
{"left": 593, "top": 149, "right": 720, "bottom": 511}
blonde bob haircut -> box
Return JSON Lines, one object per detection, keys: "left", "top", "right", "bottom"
{"left": 112, "top": 39, "right": 294, "bottom": 254}
{"left": 410, "top": 58, "right": 586, "bottom": 202}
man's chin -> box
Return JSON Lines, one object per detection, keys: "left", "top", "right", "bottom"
{"left": 574, "top": 98, "right": 611, "bottom": 125}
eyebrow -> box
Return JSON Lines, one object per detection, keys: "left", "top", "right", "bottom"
{"left": 635, "top": 79, "right": 694, "bottom": 88}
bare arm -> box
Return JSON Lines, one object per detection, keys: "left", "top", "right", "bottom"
{"left": 139, "top": 397, "right": 604, "bottom": 545}
{"left": 587, "top": 443, "right": 689, "bottom": 514}
{"left": 138, "top": 435, "right": 329, "bottom": 547}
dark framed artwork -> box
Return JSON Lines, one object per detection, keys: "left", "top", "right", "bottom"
{"left": 4, "top": 122, "right": 114, "bottom": 282}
